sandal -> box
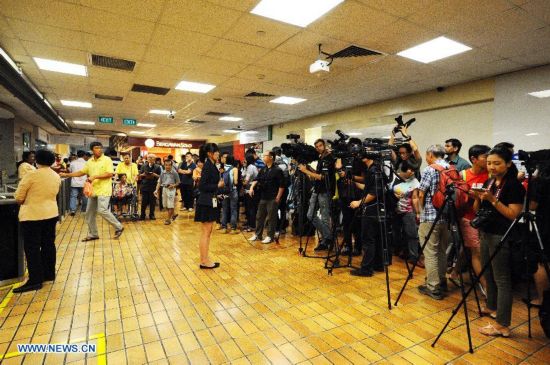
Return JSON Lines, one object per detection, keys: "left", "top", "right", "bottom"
{"left": 478, "top": 324, "right": 510, "bottom": 338}
{"left": 81, "top": 236, "right": 99, "bottom": 242}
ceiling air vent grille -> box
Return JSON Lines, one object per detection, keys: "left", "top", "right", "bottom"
{"left": 94, "top": 94, "right": 123, "bottom": 101}
{"left": 205, "top": 111, "right": 230, "bottom": 117}
{"left": 91, "top": 54, "right": 136, "bottom": 71}
{"left": 186, "top": 119, "right": 206, "bottom": 124}
{"left": 245, "top": 91, "right": 275, "bottom": 97}
{"left": 209, "top": 133, "right": 221, "bottom": 136}
{"left": 331, "top": 45, "right": 382, "bottom": 58}
{"left": 131, "top": 84, "right": 170, "bottom": 95}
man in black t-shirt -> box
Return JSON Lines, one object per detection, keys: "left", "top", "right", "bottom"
{"left": 178, "top": 152, "right": 196, "bottom": 211}
{"left": 248, "top": 151, "right": 285, "bottom": 244}
{"left": 298, "top": 139, "right": 336, "bottom": 251}
{"left": 139, "top": 154, "right": 162, "bottom": 220}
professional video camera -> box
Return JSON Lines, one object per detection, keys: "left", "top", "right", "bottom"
{"left": 518, "top": 149, "right": 550, "bottom": 174}
{"left": 361, "top": 138, "right": 395, "bottom": 161}
{"left": 327, "top": 130, "right": 363, "bottom": 159}
{"left": 393, "top": 115, "right": 416, "bottom": 141}
{"left": 281, "top": 134, "right": 318, "bottom": 164}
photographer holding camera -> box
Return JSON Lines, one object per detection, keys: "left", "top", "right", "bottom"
{"left": 389, "top": 127, "right": 422, "bottom": 178}
{"left": 473, "top": 146, "right": 525, "bottom": 337}
{"left": 298, "top": 139, "right": 336, "bottom": 251}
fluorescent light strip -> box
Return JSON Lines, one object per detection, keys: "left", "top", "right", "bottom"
{"left": 525, "top": 132, "right": 539, "bottom": 136}
{"left": 34, "top": 57, "right": 87, "bottom": 76}
{"left": 116, "top": 133, "right": 127, "bottom": 136}
{"left": 348, "top": 132, "right": 362, "bottom": 136}
{"left": 219, "top": 116, "right": 242, "bottom": 122}
{"left": 137, "top": 123, "right": 157, "bottom": 128}
{"left": 397, "top": 36, "right": 472, "bottom": 63}
{"left": 528, "top": 89, "right": 550, "bottom": 98}
{"left": 223, "top": 129, "right": 240, "bottom": 133}
{"left": 270, "top": 96, "right": 307, "bottom": 105}
{"left": 175, "top": 80, "right": 216, "bottom": 93}
{"left": 251, "top": 0, "right": 344, "bottom": 27}
{"left": 243, "top": 131, "right": 259, "bottom": 134}
{"left": 130, "top": 131, "right": 145, "bottom": 135}
{"left": 149, "top": 109, "right": 172, "bottom": 115}
{"left": 73, "top": 120, "right": 95, "bottom": 125}
{"left": 61, "top": 100, "right": 92, "bottom": 108}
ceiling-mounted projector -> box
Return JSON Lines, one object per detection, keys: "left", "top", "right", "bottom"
{"left": 309, "top": 59, "right": 330, "bottom": 73}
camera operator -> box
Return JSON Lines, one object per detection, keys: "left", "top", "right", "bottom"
{"left": 389, "top": 130, "right": 422, "bottom": 179}
{"left": 248, "top": 151, "right": 285, "bottom": 244}
{"left": 272, "top": 147, "right": 291, "bottom": 237}
{"left": 298, "top": 139, "right": 336, "bottom": 251}
{"left": 335, "top": 138, "right": 364, "bottom": 256}
{"left": 348, "top": 151, "right": 384, "bottom": 276}
{"left": 473, "top": 146, "right": 524, "bottom": 338}
{"left": 527, "top": 166, "right": 550, "bottom": 307}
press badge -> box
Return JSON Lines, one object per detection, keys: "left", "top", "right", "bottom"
{"left": 212, "top": 197, "right": 218, "bottom": 208}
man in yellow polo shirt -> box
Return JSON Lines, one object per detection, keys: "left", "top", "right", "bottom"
{"left": 115, "top": 152, "right": 139, "bottom": 185}
{"left": 61, "top": 142, "right": 123, "bottom": 240}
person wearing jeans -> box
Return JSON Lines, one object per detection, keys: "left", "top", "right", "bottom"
{"left": 68, "top": 150, "right": 88, "bottom": 215}
{"left": 417, "top": 145, "right": 450, "bottom": 300}
{"left": 14, "top": 149, "right": 61, "bottom": 293}
{"left": 61, "top": 142, "right": 123, "bottom": 240}
{"left": 298, "top": 139, "right": 336, "bottom": 251}
{"left": 248, "top": 151, "right": 285, "bottom": 244}
{"left": 243, "top": 155, "right": 259, "bottom": 231}
{"left": 220, "top": 156, "right": 239, "bottom": 233}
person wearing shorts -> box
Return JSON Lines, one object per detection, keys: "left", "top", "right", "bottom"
{"left": 155, "top": 160, "right": 180, "bottom": 225}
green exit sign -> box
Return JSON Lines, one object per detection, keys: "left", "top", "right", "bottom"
{"left": 123, "top": 118, "right": 137, "bottom": 126}
{"left": 98, "top": 116, "right": 113, "bottom": 124}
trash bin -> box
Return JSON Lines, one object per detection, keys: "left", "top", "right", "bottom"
{"left": 0, "top": 194, "right": 25, "bottom": 284}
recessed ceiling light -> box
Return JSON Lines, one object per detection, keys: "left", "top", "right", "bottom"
{"left": 251, "top": 0, "right": 344, "bottom": 27}
{"left": 137, "top": 123, "right": 157, "bottom": 128}
{"left": 528, "top": 89, "right": 550, "bottom": 98}
{"left": 219, "top": 116, "right": 243, "bottom": 122}
{"left": 270, "top": 96, "right": 307, "bottom": 105}
{"left": 60, "top": 100, "right": 92, "bottom": 108}
{"left": 397, "top": 36, "right": 472, "bottom": 63}
{"left": 348, "top": 132, "right": 362, "bottom": 136}
{"left": 73, "top": 120, "right": 95, "bottom": 125}
{"left": 34, "top": 57, "right": 87, "bottom": 76}
{"left": 130, "top": 131, "right": 145, "bottom": 135}
{"left": 175, "top": 80, "right": 216, "bottom": 93}
{"left": 223, "top": 129, "right": 240, "bottom": 133}
{"left": 149, "top": 109, "right": 172, "bottom": 115}
{"left": 525, "top": 132, "right": 539, "bottom": 136}
{"left": 116, "top": 133, "right": 127, "bottom": 136}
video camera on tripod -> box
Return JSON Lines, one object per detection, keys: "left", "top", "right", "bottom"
{"left": 280, "top": 134, "right": 318, "bottom": 164}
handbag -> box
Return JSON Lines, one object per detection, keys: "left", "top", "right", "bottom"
{"left": 83, "top": 181, "right": 94, "bottom": 197}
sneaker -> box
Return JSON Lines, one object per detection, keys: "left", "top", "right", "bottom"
{"left": 180, "top": 207, "right": 186, "bottom": 211}
{"left": 188, "top": 208, "right": 194, "bottom": 212}
{"left": 350, "top": 268, "right": 373, "bottom": 277}
{"left": 418, "top": 285, "right": 444, "bottom": 300}
{"left": 164, "top": 220, "right": 171, "bottom": 225}
{"left": 262, "top": 237, "right": 272, "bottom": 244}
{"left": 248, "top": 235, "right": 259, "bottom": 242}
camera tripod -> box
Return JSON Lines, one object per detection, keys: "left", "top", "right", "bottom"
{"left": 326, "top": 161, "right": 361, "bottom": 273}
{"left": 432, "top": 170, "right": 550, "bottom": 351}
{"left": 394, "top": 183, "right": 482, "bottom": 353}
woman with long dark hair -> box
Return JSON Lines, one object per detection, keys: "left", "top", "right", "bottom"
{"left": 475, "top": 146, "right": 524, "bottom": 337}
{"left": 195, "top": 143, "right": 224, "bottom": 269}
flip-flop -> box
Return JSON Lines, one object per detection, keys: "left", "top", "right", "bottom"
{"left": 479, "top": 324, "right": 510, "bottom": 338}
{"left": 81, "top": 236, "right": 99, "bottom": 242}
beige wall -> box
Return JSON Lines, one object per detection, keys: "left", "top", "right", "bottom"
{"left": 210, "top": 79, "right": 495, "bottom": 156}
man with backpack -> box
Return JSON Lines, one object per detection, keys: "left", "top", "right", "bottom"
{"left": 417, "top": 145, "right": 451, "bottom": 300}
{"left": 219, "top": 155, "right": 239, "bottom": 233}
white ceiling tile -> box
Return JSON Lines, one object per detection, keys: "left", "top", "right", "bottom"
{"left": 224, "top": 13, "right": 301, "bottom": 49}
{"left": 160, "top": 0, "right": 243, "bottom": 37}
{"left": 206, "top": 39, "right": 270, "bottom": 64}
{"left": 79, "top": 0, "right": 165, "bottom": 22}
{"left": 521, "top": 0, "right": 550, "bottom": 24}
{"left": 19, "top": 41, "right": 88, "bottom": 64}
{"left": 82, "top": 34, "right": 147, "bottom": 62}
{"left": 275, "top": 30, "right": 349, "bottom": 59}
{"left": 1, "top": 0, "right": 82, "bottom": 31}
{"left": 356, "top": 0, "right": 440, "bottom": 18}
{"left": 150, "top": 25, "right": 218, "bottom": 56}
{"left": 7, "top": 18, "right": 84, "bottom": 50}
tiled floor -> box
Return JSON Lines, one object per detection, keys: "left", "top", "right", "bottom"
{"left": 0, "top": 211, "right": 549, "bottom": 364}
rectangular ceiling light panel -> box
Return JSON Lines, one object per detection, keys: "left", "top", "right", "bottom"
{"left": 61, "top": 100, "right": 92, "bottom": 108}
{"left": 270, "top": 96, "right": 307, "bottom": 105}
{"left": 528, "top": 89, "right": 550, "bottom": 98}
{"left": 175, "top": 80, "right": 216, "bottom": 93}
{"left": 251, "top": 0, "right": 344, "bottom": 27}
{"left": 219, "top": 116, "right": 243, "bottom": 121}
{"left": 149, "top": 109, "right": 172, "bottom": 115}
{"left": 34, "top": 57, "right": 87, "bottom": 76}
{"left": 137, "top": 123, "right": 157, "bottom": 128}
{"left": 73, "top": 120, "right": 95, "bottom": 125}
{"left": 397, "top": 36, "right": 472, "bottom": 63}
